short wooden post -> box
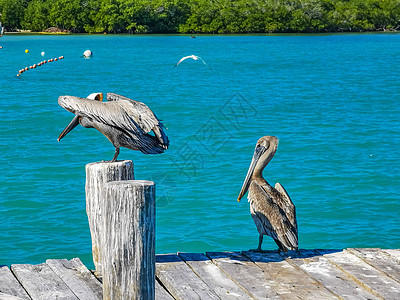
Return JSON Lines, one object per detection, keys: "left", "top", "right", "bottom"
{"left": 101, "top": 180, "right": 155, "bottom": 300}
{"left": 85, "top": 160, "right": 134, "bottom": 276}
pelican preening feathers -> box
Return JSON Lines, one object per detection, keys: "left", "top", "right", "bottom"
{"left": 238, "top": 136, "right": 298, "bottom": 253}
{"left": 57, "top": 93, "right": 169, "bottom": 162}
{"left": 174, "top": 55, "right": 208, "bottom": 68}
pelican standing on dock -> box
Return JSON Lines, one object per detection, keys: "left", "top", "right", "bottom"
{"left": 57, "top": 93, "right": 169, "bottom": 162}
{"left": 237, "top": 136, "right": 298, "bottom": 252}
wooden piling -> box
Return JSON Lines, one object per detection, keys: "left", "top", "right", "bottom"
{"left": 85, "top": 160, "right": 134, "bottom": 276}
{"left": 101, "top": 180, "right": 155, "bottom": 300}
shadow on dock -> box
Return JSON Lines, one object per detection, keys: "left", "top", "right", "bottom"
{"left": 156, "top": 248, "right": 343, "bottom": 263}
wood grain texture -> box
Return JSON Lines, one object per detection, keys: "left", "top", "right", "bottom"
{"left": 46, "top": 258, "right": 102, "bottom": 300}
{"left": 178, "top": 252, "right": 253, "bottom": 299}
{"left": 0, "top": 266, "right": 30, "bottom": 299}
{"left": 156, "top": 254, "right": 219, "bottom": 300}
{"left": 243, "top": 250, "right": 339, "bottom": 299}
{"left": 317, "top": 249, "right": 400, "bottom": 299}
{"left": 348, "top": 248, "right": 400, "bottom": 283}
{"left": 284, "top": 250, "right": 379, "bottom": 300}
{"left": 11, "top": 263, "right": 79, "bottom": 300}
{"left": 2, "top": 249, "right": 400, "bottom": 299}
{"left": 101, "top": 180, "right": 155, "bottom": 300}
{"left": 206, "top": 251, "right": 277, "bottom": 299}
{"left": 0, "top": 292, "right": 28, "bottom": 300}
{"left": 85, "top": 160, "right": 134, "bottom": 276}
{"left": 155, "top": 279, "right": 174, "bottom": 300}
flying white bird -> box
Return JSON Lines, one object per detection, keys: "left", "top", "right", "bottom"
{"left": 174, "top": 55, "right": 208, "bottom": 68}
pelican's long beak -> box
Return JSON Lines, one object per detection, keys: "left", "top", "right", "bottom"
{"left": 57, "top": 115, "right": 79, "bottom": 142}
{"left": 237, "top": 145, "right": 267, "bottom": 202}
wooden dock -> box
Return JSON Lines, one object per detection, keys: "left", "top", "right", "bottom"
{"left": 1, "top": 248, "right": 399, "bottom": 299}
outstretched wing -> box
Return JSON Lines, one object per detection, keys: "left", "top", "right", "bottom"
{"left": 275, "top": 182, "right": 298, "bottom": 238}
{"left": 58, "top": 95, "right": 142, "bottom": 136}
{"left": 248, "top": 180, "right": 298, "bottom": 251}
{"left": 174, "top": 55, "right": 192, "bottom": 67}
{"left": 106, "top": 93, "right": 169, "bottom": 149}
{"left": 197, "top": 56, "right": 208, "bottom": 67}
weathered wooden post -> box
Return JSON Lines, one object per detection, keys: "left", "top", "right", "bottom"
{"left": 85, "top": 160, "right": 134, "bottom": 276}
{"left": 101, "top": 180, "right": 155, "bottom": 300}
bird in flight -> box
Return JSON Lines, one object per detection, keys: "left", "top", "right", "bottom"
{"left": 174, "top": 55, "right": 208, "bottom": 68}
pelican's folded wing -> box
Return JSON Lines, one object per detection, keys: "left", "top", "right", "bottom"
{"left": 249, "top": 181, "right": 298, "bottom": 250}
{"left": 58, "top": 95, "right": 142, "bottom": 135}
{"left": 107, "top": 93, "right": 169, "bottom": 148}
{"left": 275, "top": 182, "right": 298, "bottom": 237}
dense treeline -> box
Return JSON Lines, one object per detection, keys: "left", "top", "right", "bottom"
{"left": 1, "top": 0, "right": 400, "bottom": 34}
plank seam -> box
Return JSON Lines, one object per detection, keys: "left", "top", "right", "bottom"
{"left": 155, "top": 276, "right": 175, "bottom": 299}
{"left": 241, "top": 251, "right": 342, "bottom": 300}
{"left": 315, "top": 250, "right": 385, "bottom": 300}
{"left": 272, "top": 252, "right": 343, "bottom": 300}
{"left": 156, "top": 254, "right": 219, "bottom": 300}
{"left": 8, "top": 266, "right": 33, "bottom": 300}
{"left": 89, "top": 269, "right": 103, "bottom": 284}
{"left": 347, "top": 248, "right": 400, "bottom": 284}
{"left": 178, "top": 252, "right": 256, "bottom": 300}
{"left": 205, "top": 252, "right": 258, "bottom": 300}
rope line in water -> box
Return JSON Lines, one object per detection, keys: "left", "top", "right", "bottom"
{"left": 17, "top": 56, "right": 64, "bottom": 77}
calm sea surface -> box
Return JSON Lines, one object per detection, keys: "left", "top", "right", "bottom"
{"left": 0, "top": 33, "right": 399, "bottom": 268}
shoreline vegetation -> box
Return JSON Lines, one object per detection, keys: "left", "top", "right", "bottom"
{"left": 1, "top": 0, "right": 400, "bottom": 34}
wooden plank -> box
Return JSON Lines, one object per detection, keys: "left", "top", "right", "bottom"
{"left": 11, "top": 263, "right": 79, "bottom": 300}
{"left": 348, "top": 248, "right": 400, "bottom": 283}
{"left": 382, "top": 249, "right": 400, "bottom": 262}
{"left": 206, "top": 251, "right": 279, "bottom": 299}
{"left": 0, "top": 292, "right": 27, "bottom": 300}
{"left": 317, "top": 249, "right": 400, "bottom": 299}
{"left": 155, "top": 279, "right": 174, "bottom": 300}
{"left": 288, "top": 250, "right": 380, "bottom": 300}
{"left": 243, "top": 250, "right": 339, "bottom": 299}
{"left": 0, "top": 266, "right": 31, "bottom": 299}
{"left": 156, "top": 254, "right": 219, "bottom": 300}
{"left": 179, "top": 252, "right": 254, "bottom": 299}
{"left": 46, "top": 258, "right": 102, "bottom": 300}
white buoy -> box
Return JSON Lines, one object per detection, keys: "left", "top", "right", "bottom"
{"left": 83, "top": 50, "right": 93, "bottom": 58}
{"left": 41, "top": 51, "right": 45, "bottom": 56}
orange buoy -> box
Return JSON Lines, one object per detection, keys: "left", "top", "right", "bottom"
{"left": 25, "top": 67, "right": 29, "bottom": 71}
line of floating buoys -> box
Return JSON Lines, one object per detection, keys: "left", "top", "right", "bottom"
{"left": 17, "top": 56, "right": 64, "bottom": 77}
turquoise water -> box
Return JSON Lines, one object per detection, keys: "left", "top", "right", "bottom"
{"left": 0, "top": 33, "right": 399, "bottom": 268}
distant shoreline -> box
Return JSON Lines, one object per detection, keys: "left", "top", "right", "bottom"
{"left": 3, "top": 30, "right": 400, "bottom": 36}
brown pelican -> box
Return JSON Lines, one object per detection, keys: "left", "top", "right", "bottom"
{"left": 237, "top": 136, "right": 298, "bottom": 252}
{"left": 57, "top": 92, "right": 169, "bottom": 162}
{"left": 174, "top": 55, "right": 208, "bottom": 68}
